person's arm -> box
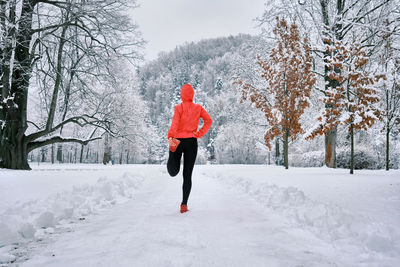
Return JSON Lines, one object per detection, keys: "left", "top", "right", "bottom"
{"left": 194, "top": 107, "right": 212, "bottom": 138}
{"left": 167, "top": 105, "right": 181, "bottom": 139}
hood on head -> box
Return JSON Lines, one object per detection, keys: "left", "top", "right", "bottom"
{"left": 180, "top": 84, "right": 194, "bottom": 102}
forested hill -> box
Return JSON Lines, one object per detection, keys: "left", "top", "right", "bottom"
{"left": 136, "top": 34, "right": 270, "bottom": 164}
{"left": 137, "top": 33, "right": 254, "bottom": 108}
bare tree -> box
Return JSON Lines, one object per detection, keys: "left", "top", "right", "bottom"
{"left": 379, "top": 20, "right": 400, "bottom": 170}
{"left": 0, "top": 0, "right": 144, "bottom": 169}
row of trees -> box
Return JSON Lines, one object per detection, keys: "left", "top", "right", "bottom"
{"left": 238, "top": 17, "right": 392, "bottom": 173}
{"left": 256, "top": 0, "right": 398, "bottom": 169}
{"left": 236, "top": 0, "right": 399, "bottom": 173}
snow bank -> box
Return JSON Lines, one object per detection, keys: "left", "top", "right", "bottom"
{"left": 211, "top": 172, "right": 399, "bottom": 255}
{"left": 0, "top": 172, "right": 144, "bottom": 264}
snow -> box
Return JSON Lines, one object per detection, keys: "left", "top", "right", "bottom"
{"left": 0, "top": 164, "right": 399, "bottom": 266}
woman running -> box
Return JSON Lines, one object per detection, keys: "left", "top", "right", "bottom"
{"left": 167, "top": 84, "right": 212, "bottom": 213}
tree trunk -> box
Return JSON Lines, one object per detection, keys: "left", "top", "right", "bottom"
{"left": 325, "top": 127, "right": 337, "bottom": 168}
{"left": 73, "top": 145, "right": 77, "bottom": 163}
{"left": 126, "top": 150, "right": 130, "bottom": 164}
{"left": 320, "top": 1, "right": 344, "bottom": 169}
{"left": 41, "top": 148, "right": 46, "bottom": 162}
{"left": 350, "top": 123, "right": 354, "bottom": 174}
{"left": 0, "top": 0, "right": 35, "bottom": 170}
{"left": 51, "top": 144, "right": 55, "bottom": 164}
{"left": 0, "top": 133, "right": 30, "bottom": 169}
{"left": 275, "top": 138, "right": 280, "bottom": 165}
{"left": 284, "top": 129, "right": 289, "bottom": 169}
{"left": 102, "top": 134, "right": 110, "bottom": 165}
{"left": 56, "top": 144, "right": 63, "bottom": 163}
{"left": 80, "top": 144, "right": 84, "bottom": 163}
{"left": 386, "top": 122, "right": 390, "bottom": 171}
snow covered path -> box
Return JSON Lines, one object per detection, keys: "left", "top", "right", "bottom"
{"left": 22, "top": 169, "right": 342, "bottom": 267}
{"left": 1, "top": 165, "right": 399, "bottom": 266}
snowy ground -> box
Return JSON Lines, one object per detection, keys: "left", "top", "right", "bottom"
{"left": 0, "top": 164, "right": 399, "bottom": 266}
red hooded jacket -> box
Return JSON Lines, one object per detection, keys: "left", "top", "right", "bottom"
{"left": 168, "top": 84, "right": 212, "bottom": 139}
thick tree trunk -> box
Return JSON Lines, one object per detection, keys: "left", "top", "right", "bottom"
{"left": 350, "top": 123, "right": 354, "bottom": 174}
{"left": 386, "top": 122, "right": 390, "bottom": 171}
{"left": 324, "top": 127, "right": 337, "bottom": 168}
{"left": 0, "top": 133, "right": 30, "bottom": 169}
{"left": 0, "top": 74, "right": 30, "bottom": 169}
{"left": 284, "top": 129, "right": 289, "bottom": 169}
{"left": 0, "top": 0, "right": 35, "bottom": 170}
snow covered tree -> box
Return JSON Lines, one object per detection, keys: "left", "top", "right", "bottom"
{"left": 238, "top": 18, "right": 316, "bottom": 169}
{"left": 0, "top": 0, "right": 143, "bottom": 169}
{"left": 258, "top": 0, "right": 396, "bottom": 168}
{"left": 307, "top": 39, "right": 384, "bottom": 174}
{"left": 378, "top": 21, "right": 400, "bottom": 170}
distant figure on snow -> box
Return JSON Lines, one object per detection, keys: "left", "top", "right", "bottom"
{"left": 167, "top": 84, "right": 212, "bottom": 213}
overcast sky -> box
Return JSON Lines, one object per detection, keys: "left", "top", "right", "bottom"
{"left": 130, "top": 0, "right": 266, "bottom": 61}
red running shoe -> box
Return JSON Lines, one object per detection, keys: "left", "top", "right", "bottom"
{"left": 180, "top": 204, "right": 188, "bottom": 213}
{"left": 168, "top": 138, "right": 180, "bottom": 152}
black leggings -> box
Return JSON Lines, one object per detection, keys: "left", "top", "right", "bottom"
{"left": 167, "top": 137, "right": 198, "bottom": 205}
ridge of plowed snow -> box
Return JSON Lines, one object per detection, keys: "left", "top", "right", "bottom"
{"left": 209, "top": 171, "right": 399, "bottom": 255}
{"left": 0, "top": 172, "right": 144, "bottom": 264}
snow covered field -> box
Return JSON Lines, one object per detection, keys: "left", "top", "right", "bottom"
{"left": 0, "top": 164, "right": 399, "bottom": 266}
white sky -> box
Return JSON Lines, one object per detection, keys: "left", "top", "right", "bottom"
{"left": 130, "top": 0, "right": 266, "bottom": 61}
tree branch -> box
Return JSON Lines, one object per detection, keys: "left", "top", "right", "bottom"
{"left": 26, "top": 114, "right": 113, "bottom": 142}
{"left": 27, "top": 120, "right": 42, "bottom": 130}
{"left": 28, "top": 136, "right": 102, "bottom": 153}
{"left": 33, "top": 0, "right": 71, "bottom": 8}
{"left": 311, "top": 70, "right": 324, "bottom": 78}
{"left": 31, "top": 21, "right": 78, "bottom": 34}
{"left": 341, "top": 1, "right": 389, "bottom": 38}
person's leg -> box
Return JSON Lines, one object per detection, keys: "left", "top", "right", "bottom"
{"left": 181, "top": 138, "right": 198, "bottom": 205}
{"left": 167, "top": 142, "right": 183, "bottom": 177}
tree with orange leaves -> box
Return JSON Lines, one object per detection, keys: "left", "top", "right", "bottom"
{"left": 307, "top": 39, "right": 384, "bottom": 174}
{"left": 238, "top": 17, "right": 316, "bottom": 169}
